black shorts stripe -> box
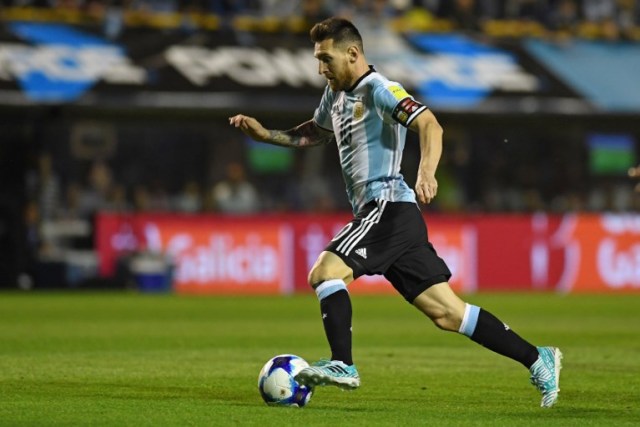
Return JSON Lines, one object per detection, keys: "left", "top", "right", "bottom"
{"left": 338, "top": 209, "right": 382, "bottom": 255}
{"left": 336, "top": 201, "right": 385, "bottom": 255}
{"left": 335, "top": 207, "right": 377, "bottom": 254}
{"left": 340, "top": 220, "right": 374, "bottom": 256}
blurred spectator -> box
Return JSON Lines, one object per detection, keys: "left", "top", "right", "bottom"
{"left": 615, "top": 0, "right": 640, "bottom": 40}
{"left": 478, "top": 0, "right": 503, "bottom": 19}
{"left": 337, "top": 0, "right": 403, "bottom": 24}
{"left": 298, "top": 174, "right": 337, "bottom": 212}
{"left": 588, "top": 182, "right": 635, "bottom": 211}
{"left": 132, "top": 184, "right": 151, "bottom": 211}
{"left": 547, "top": 0, "right": 580, "bottom": 36}
{"left": 103, "top": 0, "right": 126, "bottom": 40}
{"left": 59, "top": 182, "right": 92, "bottom": 220}
{"left": 130, "top": 181, "right": 173, "bottom": 212}
{"left": 631, "top": 183, "right": 640, "bottom": 210}
{"left": 28, "top": 153, "right": 62, "bottom": 221}
{"left": 336, "top": 0, "right": 370, "bottom": 20}
{"left": 209, "top": 0, "right": 262, "bottom": 18}
{"left": 439, "top": 0, "right": 484, "bottom": 32}
{"left": 589, "top": 0, "right": 640, "bottom": 40}
{"left": 504, "top": 0, "right": 549, "bottom": 21}
{"left": 76, "top": 160, "right": 114, "bottom": 217}
{"left": 53, "top": 0, "right": 82, "bottom": 9}
{"left": 23, "top": 201, "right": 44, "bottom": 271}
{"left": 521, "top": 188, "right": 547, "bottom": 212}
{"left": 297, "top": 0, "right": 333, "bottom": 25}
{"left": 129, "top": 0, "right": 177, "bottom": 13}
{"left": 104, "top": 183, "right": 132, "bottom": 212}
{"left": 582, "top": 0, "right": 619, "bottom": 39}
{"left": 147, "top": 180, "right": 173, "bottom": 211}
{"left": 212, "top": 162, "right": 260, "bottom": 214}
{"left": 3, "top": 0, "right": 51, "bottom": 6}
{"left": 174, "top": 180, "right": 203, "bottom": 213}
{"left": 582, "top": 0, "right": 617, "bottom": 23}
{"left": 408, "top": 0, "right": 440, "bottom": 16}
{"left": 260, "top": 0, "right": 296, "bottom": 18}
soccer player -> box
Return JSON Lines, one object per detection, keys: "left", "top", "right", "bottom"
{"left": 229, "top": 17, "right": 562, "bottom": 408}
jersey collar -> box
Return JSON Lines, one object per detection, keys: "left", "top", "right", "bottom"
{"left": 345, "top": 65, "right": 376, "bottom": 93}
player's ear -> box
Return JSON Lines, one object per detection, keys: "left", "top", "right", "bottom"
{"left": 347, "top": 45, "right": 358, "bottom": 63}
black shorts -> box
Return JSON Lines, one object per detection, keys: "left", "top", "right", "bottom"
{"left": 325, "top": 199, "right": 452, "bottom": 303}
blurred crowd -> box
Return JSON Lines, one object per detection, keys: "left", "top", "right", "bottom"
{"left": 25, "top": 151, "right": 341, "bottom": 222}
{"left": 2, "top": 0, "right": 640, "bottom": 40}
{"left": 21, "top": 124, "right": 639, "bottom": 282}
{"left": 25, "top": 132, "right": 640, "bottom": 225}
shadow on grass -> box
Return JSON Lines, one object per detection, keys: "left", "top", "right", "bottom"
{"left": 10, "top": 379, "right": 372, "bottom": 410}
{"left": 11, "top": 379, "right": 226, "bottom": 402}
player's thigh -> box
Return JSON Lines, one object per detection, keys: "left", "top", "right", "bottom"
{"left": 413, "top": 282, "right": 466, "bottom": 325}
{"left": 308, "top": 251, "right": 355, "bottom": 288}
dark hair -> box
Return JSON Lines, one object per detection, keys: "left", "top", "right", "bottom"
{"left": 310, "top": 17, "right": 364, "bottom": 52}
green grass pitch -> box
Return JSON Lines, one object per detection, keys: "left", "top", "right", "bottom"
{"left": 1, "top": 291, "right": 639, "bottom": 426}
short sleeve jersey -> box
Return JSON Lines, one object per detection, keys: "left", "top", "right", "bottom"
{"left": 313, "top": 67, "right": 428, "bottom": 214}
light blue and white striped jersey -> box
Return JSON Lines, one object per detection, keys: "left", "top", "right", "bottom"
{"left": 313, "top": 67, "right": 428, "bottom": 214}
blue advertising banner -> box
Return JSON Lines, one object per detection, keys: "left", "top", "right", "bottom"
{"left": 525, "top": 39, "right": 640, "bottom": 112}
{"left": 2, "top": 22, "right": 632, "bottom": 115}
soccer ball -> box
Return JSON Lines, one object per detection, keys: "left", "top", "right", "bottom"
{"left": 258, "top": 354, "right": 313, "bottom": 407}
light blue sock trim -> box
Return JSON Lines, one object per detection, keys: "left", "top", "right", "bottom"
{"left": 315, "top": 279, "right": 347, "bottom": 301}
{"left": 459, "top": 304, "right": 480, "bottom": 337}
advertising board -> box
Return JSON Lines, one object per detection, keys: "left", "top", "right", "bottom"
{"left": 96, "top": 213, "right": 640, "bottom": 294}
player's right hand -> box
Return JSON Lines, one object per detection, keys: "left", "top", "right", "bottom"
{"left": 228, "top": 114, "right": 269, "bottom": 142}
{"left": 415, "top": 171, "right": 438, "bottom": 204}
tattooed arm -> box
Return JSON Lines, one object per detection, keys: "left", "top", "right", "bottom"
{"left": 229, "top": 115, "right": 334, "bottom": 148}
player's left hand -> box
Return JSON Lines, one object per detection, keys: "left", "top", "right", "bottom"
{"left": 415, "top": 172, "right": 438, "bottom": 204}
{"left": 228, "top": 114, "right": 270, "bottom": 142}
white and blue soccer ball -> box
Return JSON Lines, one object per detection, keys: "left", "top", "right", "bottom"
{"left": 258, "top": 354, "right": 313, "bottom": 407}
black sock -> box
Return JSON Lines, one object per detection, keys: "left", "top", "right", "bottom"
{"left": 470, "top": 309, "right": 539, "bottom": 369}
{"left": 320, "top": 289, "right": 353, "bottom": 365}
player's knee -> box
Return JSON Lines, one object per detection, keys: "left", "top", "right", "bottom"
{"left": 307, "top": 265, "right": 330, "bottom": 289}
{"left": 307, "top": 253, "right": 353, "bottom": 289}
{"left": 308, "top": 264, "right": 349, "bottom": 289}
{"left": 429, "top": 308, "right": 463, "bottom": 332}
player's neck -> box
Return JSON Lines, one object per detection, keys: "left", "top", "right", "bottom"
{"left": 346, "top": 61, "right": 372, "bottom": 91}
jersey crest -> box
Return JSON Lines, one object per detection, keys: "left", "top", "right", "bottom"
{"left": 353, "top": 101, "right": 364, "bottom": 120}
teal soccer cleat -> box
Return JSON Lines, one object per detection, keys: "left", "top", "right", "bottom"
{"left": 294, "top": 359, "right": 360, "bottom": 390}
{"left": 530, "top": 346, "right": 563, "bottom": 408}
